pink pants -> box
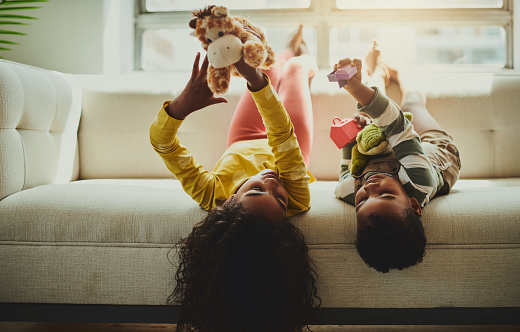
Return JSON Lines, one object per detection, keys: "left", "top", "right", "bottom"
{"left": 226, "top": 49, "right": 314, "bottom": 166}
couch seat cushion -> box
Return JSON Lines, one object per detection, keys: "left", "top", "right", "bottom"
{"left": 0, "top": 179, "right": 519, "bottom": 246}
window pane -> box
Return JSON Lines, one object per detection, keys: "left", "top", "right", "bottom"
{"left": 264, "top": 27, "right": 317, "bottom": 61}
{"left": 329, "top": 26, "right": 505, "bottom": 68}
{"left": 415, "top": 27, "right": 506, "bottom": 66}
{"left": 141, "top": 27, "right": 317, "bottom": 71}
{"left": 146, "top": 0, "right": 310, "bottom": 12}
{"left": 141, "top": 28, "right": 201, "bottom": 70}
{"left": 337, "top": 0, "right": 503, "bottom": 9}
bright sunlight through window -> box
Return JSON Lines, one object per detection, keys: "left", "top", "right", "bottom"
{"left": 136, "top": 0, "right": 512, "bottom": 71}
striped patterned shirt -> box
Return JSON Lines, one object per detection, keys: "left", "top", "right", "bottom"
{"left": 334, "top": 87, "right": 443, "bottom": 207}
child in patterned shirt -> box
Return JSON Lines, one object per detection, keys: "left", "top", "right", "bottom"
{"left": 150, "top": 25, "right": 321, "bottom": 331}
{"left": 334, "top": 43, "right": 461, "bottom": 273}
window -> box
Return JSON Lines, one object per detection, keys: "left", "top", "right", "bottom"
{"left": 337, "top": 0, "right": 503, "bottom": 9}
{"left": 135, "top": 0, "right": 514, "bottom": 71}
{"left": 145, "top": 0, "right": 311, "bottom": 11}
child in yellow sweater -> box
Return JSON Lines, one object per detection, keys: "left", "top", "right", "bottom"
{"left": 149, "top": 52, "right": 312, "bottom": 221}
{"left": 150, "top": 26, "right": 320, "bottom": 331}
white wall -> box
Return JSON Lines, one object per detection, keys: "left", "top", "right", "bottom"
{"left": 1, "top": 0, "right": 133, "bottom": 75}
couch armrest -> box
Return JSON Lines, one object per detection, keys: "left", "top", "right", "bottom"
{"left": 0, "top": 60, "right": 82, "bottom": 200}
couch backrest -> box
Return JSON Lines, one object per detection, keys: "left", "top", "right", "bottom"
{"left": 0, "top": 60, "right": 81, "bottom": 200}
{"left": 77, "top": 75, "right": 189, "bottom": 179}
{"left": 77, "top": 71, "right": 520, "bottom": 181}
{"left": 311, "top": 72, "right": 520, "bottom": 179}
{"left": 2, "top": 61, "right": 518, "bottom": 189}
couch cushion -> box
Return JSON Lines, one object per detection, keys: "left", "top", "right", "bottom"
{"left": 296, "top": 179, "right": 520, "bottom": 245}
{"left": 77, "top": 73, "right": 240, "bottom": 180}
{"left": 0, "top": 180, "right": 202, "bottom": 245}
{"left": 1, "top": 179, "right": 519, "bottom": 246}
{"left": 1, "top": 178, "right": 519, "bottom": 308}
{"left": 77, "top": 71, "right": 520, "bottom": 181}
{"left": 0, "top": 60, "right": 82, "bottom": 200}
{"left": 1, "top": 242, "right": 518, "bottom": 307}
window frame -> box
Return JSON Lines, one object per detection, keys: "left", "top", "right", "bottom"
{"left": 134, "top": 0, "right": 516, "bottom": 70}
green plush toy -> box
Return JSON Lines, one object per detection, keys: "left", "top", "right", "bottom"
{"left": 350, "top": 112, "right": 413, "bottom": 174}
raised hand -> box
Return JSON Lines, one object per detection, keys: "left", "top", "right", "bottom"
{"left": 166, "top": 52, "right": 228, "bottom": 120}
{"left": 353, "top": 112, "right": 372, "bottom": 129}
{"left": 233, "top": 57, "right": 267, "bottom": 92}
{"left": 334, "top": 57, "right": 375, "bottom": 107}
{"left": 334, "top": 58, "right": 363, "bottom": 93}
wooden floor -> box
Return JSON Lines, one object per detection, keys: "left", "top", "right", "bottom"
{"left": 0, "top": 323, "right": 518, "bottom": 332}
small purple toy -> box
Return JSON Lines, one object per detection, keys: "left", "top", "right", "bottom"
{"left": 327, "top": 64, "right": 357, "bottom": 88}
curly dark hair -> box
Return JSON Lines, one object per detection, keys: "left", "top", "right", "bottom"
{"left": 168, "top": 200, "right": 321, "bottom": 332}
{"left": 355, "top": 207, "right": 426, "bottom": 273}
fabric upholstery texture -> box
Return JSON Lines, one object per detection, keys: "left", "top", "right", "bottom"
{"left": 0, "top": 60, "right": 519, "bottom": 310}
{"left": 0, "top": 60, "right": 81, "bottom": 200}
{"left": 1, "top": 180, "right": 518, "bottom": 246}
{"left": 1, "top": 244, "right": 518, "bottom": 307}
{"left": 76, "top": 72, "right": 520, "bottom": 181}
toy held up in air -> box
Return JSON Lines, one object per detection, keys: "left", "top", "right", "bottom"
{"left": 189, "top": 5, "right": 276, "bottom": 95}
{"left": 327, "top": 64, "right": 357, "bottom": 88}
{"left": 330, "top": 117, "right": 362, "bottom": 149}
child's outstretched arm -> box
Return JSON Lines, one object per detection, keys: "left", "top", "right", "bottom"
{"left": 334, "top": 112, "right": 371, "bottom": 205}
{"left": 336, "top": 58, "right": 375, "bottom": 107}
{"left": 232, "top": 26, "right": 270, "bottom": 93}
{"left": 150, "top": 53, "right": 228, "bottom": 210}
{"left": 166, "top": 52, "right": 227, "bottom": 120}
{"left": 233, "top": 58, "right": 268, "bottom": 92}
{"left": 234, "top": 56, "right": 311, "bottom": 216}
{"left": 333, "top": 57, "right": 376, "bottom": 204}
{"left": 335, "top": 57, "right": 440, "bottom": 207}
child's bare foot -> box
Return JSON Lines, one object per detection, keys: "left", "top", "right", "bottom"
{"left": 286, "top": 24, "right": 315, "bottom": 85}
{"left": 287, "top": 24, "right": 307, "bottom": 56}
{"left": 365, "top": 40, "right": 382, "bottom": 77}
{"left": 384, "top": 61, "right": 401, "bottom": 87}
{"left": 365, "top": 40, "right": 400, "bottom": 88}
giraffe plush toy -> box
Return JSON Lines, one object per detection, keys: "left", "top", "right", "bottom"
{"left": 189, "top": 5, "right": 276, "bottom": 95}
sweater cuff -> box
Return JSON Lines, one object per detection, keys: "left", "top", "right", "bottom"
{"left": 159, "top": 103, "right": 184, "bottom": 128}
{"left": 150, "top": 104, "right": 184, "bottom": 147}
{"left": 357, "top": 86, "right": 390, "bottom": 120}
{"left": 249, "top": 74, "right": 277, "bottom": 101}
{"left": 247, "top": 73, "right": 270, "bottom": 93}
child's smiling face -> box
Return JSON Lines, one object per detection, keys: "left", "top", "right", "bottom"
{"left": 355, "top": 174, "right": 422, "bottom": 230}
{"left": 230, "top": 169, "right": 289, "bottom": 223}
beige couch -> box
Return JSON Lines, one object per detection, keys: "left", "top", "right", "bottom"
{"left": 1, "top": 59, "right": 519, "bottom": 325}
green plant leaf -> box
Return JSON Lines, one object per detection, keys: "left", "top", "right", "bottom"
{"left": 0, "top": 20, "right": 28, "bottom": 24}
{"left": 0, "top": 29, "right": 25, "bottom": 35}
{"left": 0, "top": 7, "right": 42, "bottom": 12}
{"left": 2, "top": 1, "right": 48, "bottom": 4}
{"left": 0, "top": 14, "right": 37, "bottom": 19}
{"left": 0, "top": 0, "right": 45, "bottom": 55}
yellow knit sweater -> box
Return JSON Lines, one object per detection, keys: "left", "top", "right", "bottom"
{"left": 149, "top": 78, "right": 313, "bottom": 217}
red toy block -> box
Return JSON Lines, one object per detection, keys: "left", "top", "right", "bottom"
{"left": 330, "top": 117, "right": 362, "bottom": 149}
